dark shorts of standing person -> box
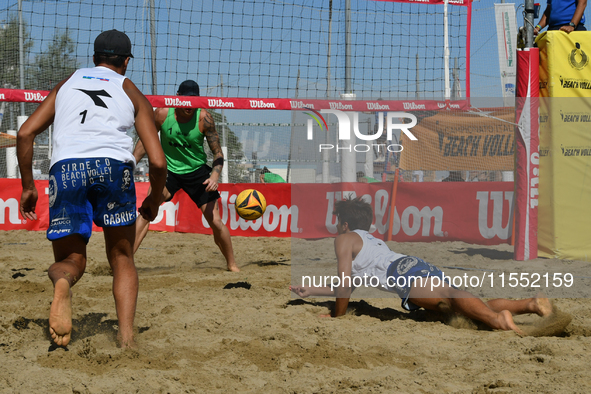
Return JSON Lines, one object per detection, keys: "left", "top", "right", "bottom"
{"left": 549, "top": 23, "right": 586, "bottom": 31}
{"left": 47, "top": 157, "right": 137, "bottom": 243}
{"left": 165, "top": 165, "right": 220, "bottom": 207}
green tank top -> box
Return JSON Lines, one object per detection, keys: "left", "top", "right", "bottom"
{"left": 160, "top": 108, "right": 207, "bottom": 174}
{"left": 264, "top": 173, "right": 286, "bottom": 183}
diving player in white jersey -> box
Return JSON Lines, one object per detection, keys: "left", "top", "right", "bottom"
{"left": 291, "top": 197, "right": 553, "bottom": 335}
{"left": 17, "top": 29, "right": 167, "bottom": 348}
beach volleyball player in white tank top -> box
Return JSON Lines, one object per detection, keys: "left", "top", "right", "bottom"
{"left": 17, "top": 30, "right": 167, "bottom": 348}
{"left": 291, "top": 197, "right": 553, "bottom": 335}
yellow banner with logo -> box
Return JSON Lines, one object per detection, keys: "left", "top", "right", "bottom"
{"left": 399, "top": 109, "right": 515, "bottom": 171}
{"left": 537, "top": 31, "right": 591, "bottom": 260}
{"left": 537, "top": 31, "right": 591, "bottom": 97}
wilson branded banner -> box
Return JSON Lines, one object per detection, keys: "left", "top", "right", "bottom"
{"left": 398, "top": 109, "right": 515, "bottom": 171}
{"left": 0, "top": 89, "right": 469, "bottom": 112}
{"left": 292, "top": 182, "right": 514, "bottom": 244}
{"left": 1, "top": 179, "right": 514, "bottom": 245}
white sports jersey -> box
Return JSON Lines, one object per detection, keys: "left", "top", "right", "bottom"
{"left": 51, "top": 66, "right": 136, "bottom": 167}
{"left": 351, "top": 229, "right": 406, "bottom": 290}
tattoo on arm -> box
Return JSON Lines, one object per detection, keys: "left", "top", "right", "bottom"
{"left": 203, "top": 111, "right": 224, "bottom": 172}
{"left": 211, "top": 158, "right": 223, "bottom": 174}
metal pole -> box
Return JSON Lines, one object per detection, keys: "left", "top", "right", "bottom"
{"left": 341, "top": 0, "right": 356, "bottom": 183}
{"left": 364, "top": 119, "right": 373, "bottom": 178}
{"left": 345, "top": 0, "right": 352, "bottom": 93}
{"left": 416, "top": 54, "right": 420, "bottom": 98}
{"left": 0, "top": 102, "right": 5, "bottom": 130}
{"left": 149, "top": 0, "right": 158, "bottom": 95}
{"left": 443, "top": 0, "right": 451, "bottom": 100}
{"left": 287, "top": 70, "right": 300, "bottom": 183}
{"left": 525, "top": 0, "right": 535, "bottom": 48}
{"left": 452, "top": 57, "right": 459, "bottom": 99}
{"left": 220, "top": 74, "right": 228, "bottom": 183}
{"left": 220, "top": 75, "right": 227, "bottom": 146}
{"left": 326, "top": 0, "right": 333, "bottom": 98}
{"left": 18, "top": 0, "right": 25, "bottom": 115}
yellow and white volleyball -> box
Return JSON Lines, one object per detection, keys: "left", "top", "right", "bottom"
{"left": 235, "top": 189, "right": 267, "bottom": 220}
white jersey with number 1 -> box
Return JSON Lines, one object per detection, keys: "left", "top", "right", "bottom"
{"left": 51, "top": 66, "right": 136, "bottom": 168}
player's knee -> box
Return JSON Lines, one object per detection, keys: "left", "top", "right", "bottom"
{"left": 208, "top": 216, "right": 225, "bottom": 231}
{"left": 436, "top": 299, "right": 453, "bottom": 314}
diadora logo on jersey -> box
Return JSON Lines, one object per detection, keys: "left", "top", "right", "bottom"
{"left": 76, "top": 89, "right": 112, "bottom": 108}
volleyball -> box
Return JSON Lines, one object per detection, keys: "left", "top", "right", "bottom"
{"left": 235, "top": 189, "right": 267, "bottom": 220}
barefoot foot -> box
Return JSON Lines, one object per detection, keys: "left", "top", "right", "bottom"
{"left": 227, "top": 263, "right": 240, "bottom": 272}
{"left": 118, "top": 337, "right": 138, "bottom": 349}
{"left": 495, "top": 310, "right": 525, "bottom": 335}
{"left": 49, "top": 278, "right": 72, "bottom": 346}
{"left": 533, "top": 294, "right": 553, "bottom": 317}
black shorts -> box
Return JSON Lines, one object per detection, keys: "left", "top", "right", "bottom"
{"left": 166, "top": 165, "right": 220, "bottom": 208}
{"left": 549, "top": 23, "right": 586, "bottom": 31}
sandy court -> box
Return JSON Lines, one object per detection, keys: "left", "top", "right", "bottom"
{"left": 1, "top": 229, "right": 590, "bottom": 393}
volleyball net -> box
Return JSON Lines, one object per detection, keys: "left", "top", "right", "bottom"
{"left": 0, "top": 0, "right": 517, "bottom": 183}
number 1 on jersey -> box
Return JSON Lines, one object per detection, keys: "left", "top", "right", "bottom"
{"left": 79, "top": 109, "right": 88, "bottom": 124}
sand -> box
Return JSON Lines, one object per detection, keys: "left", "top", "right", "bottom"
{"left": 1, "top": 229, "right": 590, "bottom": 393}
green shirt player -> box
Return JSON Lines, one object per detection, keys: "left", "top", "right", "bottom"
{"left": 134, "top": 80, "right": 239, "bottom": 272}
{"left": 259, "top": 166, "right": 286, "bottom": 183}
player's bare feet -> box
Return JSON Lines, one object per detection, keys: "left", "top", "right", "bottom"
{"left": 118, "top": 336, "right": 137, "bottom": 349}
{"left": 227, "top": 263, "right": 240, "bottom": 272}
{"left": 532, "top": 294, "right": 553, "bottom": 317}
{"left": 49, "top": 278, "right": 72, "bottom": 346}
{"left": 495, "top": 310, "right": 525, "bottom": 335}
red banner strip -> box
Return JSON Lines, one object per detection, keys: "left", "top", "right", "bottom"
{"left": 1, "top": 179, "right": 513, "bottom": 245}
{"left": 0, "top": 89, "right": 469, "bottom": 112}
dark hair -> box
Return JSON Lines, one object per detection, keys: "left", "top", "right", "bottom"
{"left": 333, "top": 196, "right": 373, "bottom": 231}
{"left": 261, "top": 166, "right": 271, "bottom": 174}
{"left": 94, "top": 53, "right": 127, "bottom": 68}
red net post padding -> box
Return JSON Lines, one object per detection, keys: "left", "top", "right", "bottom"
{"left": 514, "top": 48, "right": 539, "bottom": 261}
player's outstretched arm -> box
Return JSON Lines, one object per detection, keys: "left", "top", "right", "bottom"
{"left": 201, "top": 109, "right": 223, "bottom": 192}
{"left": 333, "top": 234, "right": 355, "bottom": 317}
{"left": 290, "top": 285, "right": 335, "bottom": 298}
{"left": 123, "top": 79, "right": 167, "bottom": 221}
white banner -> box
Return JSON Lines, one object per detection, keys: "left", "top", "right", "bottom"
{"left": 495, "top": 3, "right": 518, "bottom": 104}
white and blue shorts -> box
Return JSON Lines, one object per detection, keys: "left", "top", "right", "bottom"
{"left": 387, "top": 256, "right": 452, "bottom": 311}
{"left": 47, "top": 157, "right": 136, "bottom": 243}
